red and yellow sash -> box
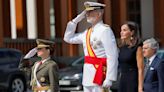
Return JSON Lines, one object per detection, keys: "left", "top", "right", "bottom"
{"left": 85, "top": 28, "right": 107, "bottom": 85}
{"left": 86, "top": 28, "right": 96, "bottom": 57}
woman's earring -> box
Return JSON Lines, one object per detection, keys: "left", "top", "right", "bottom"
{"left": 48, "top": 49, "right": 50, "bottom": 53}
{"left": 130, "top": 37, "right": 133, "bottom": 40}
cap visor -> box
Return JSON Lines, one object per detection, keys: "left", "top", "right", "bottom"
{"left": 85, "top": 7, "right": 95, "bottom": 11}
{"left": 36, "top": 45, "right": 50, "bottom": 48}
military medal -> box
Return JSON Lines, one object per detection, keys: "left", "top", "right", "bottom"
{"left": 40, "top": 77, "right": 45, "bottom": 82}
{"left": 93, "top": 44, "right": 97, "bottom": 49}
{"left": 96, "top": 40, "right": 101, "bottom": 45}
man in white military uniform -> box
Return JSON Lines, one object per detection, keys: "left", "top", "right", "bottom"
{"left": 64, "top": 1, "right": 118, "bottom": 92}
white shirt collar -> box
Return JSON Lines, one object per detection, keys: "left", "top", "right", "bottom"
{"left": 148, "top": 54, "right": 157, "bottom": 65}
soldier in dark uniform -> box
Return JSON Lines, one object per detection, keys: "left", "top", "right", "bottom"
{"left": 30, "top": 39, "right": 59, "bottom": 92}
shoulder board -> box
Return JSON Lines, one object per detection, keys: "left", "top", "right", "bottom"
{"left": 103, "top": 24, "right": 109, "bottom": 27}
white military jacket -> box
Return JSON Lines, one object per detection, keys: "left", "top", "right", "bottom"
{"left": 64, "top": 21, "right": 118, "bottom": 86}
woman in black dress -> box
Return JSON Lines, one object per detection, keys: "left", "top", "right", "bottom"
{"left": 118, "top": 22, "right": 144, "bottom": 92}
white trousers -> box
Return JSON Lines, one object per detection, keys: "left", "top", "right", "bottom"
{"left": 83, "top": 86, "right": 111, "bottom": 92}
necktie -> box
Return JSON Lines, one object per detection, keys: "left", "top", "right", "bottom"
{"left": 39, "top": 61, "right": 42, "bottom": 65}
{"left": 144, "top": 60, "right": 150, "bottom": 77}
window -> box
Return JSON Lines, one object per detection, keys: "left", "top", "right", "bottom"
{"left": 50, "top": 0, "right": 55, "bottom": 39}
{"left": 127, "top": 0, "right": 141, "bottom": 36}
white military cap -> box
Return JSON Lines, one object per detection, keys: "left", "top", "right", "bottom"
{"left": 84, "top": 1, "right": 106, "bottom": 11}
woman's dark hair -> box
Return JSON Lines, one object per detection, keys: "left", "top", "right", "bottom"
{"left": 118, "top": 21, "right": 141, "bottom": 48}
{"left": 126, "top": 21, "right": 140, "bottom": 38}
{"left": 46, "top": 46, "right": 54, "bottom": 55}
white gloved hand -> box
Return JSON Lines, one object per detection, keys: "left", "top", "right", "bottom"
{"left": 102, "top": 79, "right": 112, "bottom": 88}
{"left": 72, "top": 10, "right": 86, "bottom": 24}
{"left": 24, "top": 48, "right": 37, "bottom": 59}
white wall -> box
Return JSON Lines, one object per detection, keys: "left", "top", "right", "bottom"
{"left": 141, "top": 0, "right": 154, "bottom": 39}
{"left": 26, "top": 0, "right": 37, "bottom": 39}
{"left": 10, "top": 0, "right": 17, "bottom": 39}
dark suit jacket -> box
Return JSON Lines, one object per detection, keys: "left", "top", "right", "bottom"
{"left": 144, "top": 56, "right": 164, "bottom": 92}
{"left": 31, "top": 59, "right": 59, "bottom": 92}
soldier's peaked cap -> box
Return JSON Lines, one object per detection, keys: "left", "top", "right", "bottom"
{"left": 84, "top": 1, "right": 106, "bottom": 11}
{"left": 36, "top": 39, "right": 54, "bottom": 48}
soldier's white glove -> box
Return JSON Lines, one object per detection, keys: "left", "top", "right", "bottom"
{"left": 102, "top": 79, "right": 112, "bottom": 88}
{"left": 24, "top": 48, "right": 37, "bottom": 59}
{"left": 72, "top": 10, "right": 86, "bottom": 24}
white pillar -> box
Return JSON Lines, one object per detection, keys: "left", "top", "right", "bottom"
{"left": 10, "top": 0, "right": 17, "bottom": 39}
{"left": 26, "top": 0, "right": 37, "bottom": 39}
{"left": 141, "top": 0, "right": 154, "bottom": 39}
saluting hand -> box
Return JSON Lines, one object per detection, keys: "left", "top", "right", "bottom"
{"left": 72, "top": 10, "right": 86, "bottom": 24}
